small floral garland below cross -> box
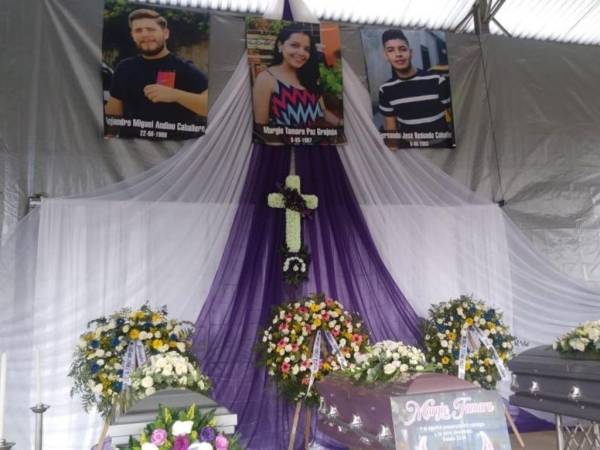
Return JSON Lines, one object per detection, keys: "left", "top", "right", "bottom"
{"left": 268, "top": 175, "right": 318, "bottom": 285}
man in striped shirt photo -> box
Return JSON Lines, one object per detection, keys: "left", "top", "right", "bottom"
{"left": 378, "top": 29, "right": 455, "bottom": 149}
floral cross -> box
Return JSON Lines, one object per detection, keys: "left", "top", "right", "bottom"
{"left": 268, "top": 175, "right": 318, "bottom": 285}
{"left": 268, "top": 175, "right": 318, "bottom": 252}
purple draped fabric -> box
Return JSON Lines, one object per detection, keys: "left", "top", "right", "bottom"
{"left": 191, "top": 145, "right": 423, "bottom": 449}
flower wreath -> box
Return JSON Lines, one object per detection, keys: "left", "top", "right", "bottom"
{"left": 423, "top": 295, "right": 515, "bottom": 389}
{"left": 69, "top": 304, "right": 195, "bottom": 417}
{"left": 256, "top": 293, "right": 370, "bottom": 405}
{"left": 554, "top": 320, "right": 600, "bottom": 354}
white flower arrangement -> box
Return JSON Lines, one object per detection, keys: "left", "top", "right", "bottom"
{"left": 348, "top": 340, "right": 427, "bottom": 383}
{"left": 283, "top": 256, "right": 306, "bottom": 273}
{"left": 553, "top": 320, "right": 600, "bottom": 354}
{"left": 130, "top": 351, "right": 211, "bottom": 399}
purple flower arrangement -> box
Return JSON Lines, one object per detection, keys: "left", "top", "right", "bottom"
{"left": 128, "top": 404, "right": 243, "bottom": 450}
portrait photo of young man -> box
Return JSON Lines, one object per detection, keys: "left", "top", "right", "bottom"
{"left": 103, "top": 5, "right": 209, "bottom": 140}
{"left": 362, "top": 27, "right": 456, "bottom": 149}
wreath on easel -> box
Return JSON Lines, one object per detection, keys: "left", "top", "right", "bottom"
{"left": 256, "top": 293, "right": 370, "bottom": 405}
{"left": 256, "top": 293, "right": 370, "bottom": 449}
{"left": 423, "top": 295, "right": 516, "bottom": 389}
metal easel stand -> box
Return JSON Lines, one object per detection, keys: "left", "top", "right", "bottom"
{"left": 556, "top": 414, "right": 600, "bottom": 450}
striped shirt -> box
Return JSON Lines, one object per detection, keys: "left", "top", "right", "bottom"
{"left": 378, "top": 70, "right": 451, "bottom": 133}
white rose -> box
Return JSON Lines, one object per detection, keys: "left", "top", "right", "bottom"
{"left": 569, "top": 338, "right": 586, "bottom": 352}
{"left": 145, "top": 386, "right": 156, "bottom": 396}
{"left": 93, "top": 383, "right": 103, "bottom": 394}
{"left": 174, "top": 362, "right": 188, "bottom": 375}
{"left": 141, "top": 376, "right": 154, "bottom": 388}
{"left": 172, "top": 420, "right": 194, "bottom": 436}
{"left": 383, "top": 363, "right": 396, "bottom": 375}
{"left": 189, "top": 442, "right": 214, "bottom": 450}
{"left": 95, "top": 349, "right": 105, "bottom": 357}
{"left": 292, "top": 365, "right": 300, "bottom": 375}
{"left": 176, "top": 342, "right": 186, "bottom": 353}
{"left": 355, "top": 353, "right": 368, "bottom": 365}
{"left": 162, "top": 365, "right": 173, "bottom": 376}
{"left": 142, "top": 443, "right": 159, "bottom": 450}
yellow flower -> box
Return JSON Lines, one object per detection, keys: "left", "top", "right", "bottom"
{"left": 441, "top": 356, "right": 450, "bottom": 365}
{"left": 151, "top": 339, "right": 164, "bottom": 350}
{"left": 151, "top": 313, "right": 162, "bottom": 324}
{"left": 447, "top": 331, "right": 457, "bottom": 341}
{"left": 312, "top": 318, "right": 322, "bottom": 328}
{"left": 132, "top": 310, "right": 145, "bottom": 320}
{"left": 322, "top": 361, "right": 331, "bottom": 371}
{"left": 129, "top": 329, "right": 140, "bottom": 340}
{"left": 310, "top": 304, "right": 322, "bottom": 313}
{"left": 465, "top": 318, "right": 474, "bottom": 326}
{"left": 465, "top": 360, "right": 472, "bottom": 370}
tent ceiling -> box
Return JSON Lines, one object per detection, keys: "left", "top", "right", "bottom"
{"left": 146, "top": 0, "right": 600, "bottom": 46}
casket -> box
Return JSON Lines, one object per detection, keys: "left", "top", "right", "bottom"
{"left": 317, "top": 373, "right": 480, "bottom": 449}
{"left": 108, "top": 389, "right": 237, "bottom": 446}
{"left": 509, "top": 345, "right": 600, "bottom": 421}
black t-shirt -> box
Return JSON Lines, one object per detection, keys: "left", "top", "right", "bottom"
{"left": 109, "top": 53, "right": 207, "bottom": 125}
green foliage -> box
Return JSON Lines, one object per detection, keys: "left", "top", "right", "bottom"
{"left": 319, "top": 60, "right": 343, "bottom": 98}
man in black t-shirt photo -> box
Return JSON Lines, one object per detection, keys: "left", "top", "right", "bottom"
{"left": 104, "top": 9, "right": 208, "bottom": 139}
{"left": 378, "top": 29, "right": 454, "bottom": 149}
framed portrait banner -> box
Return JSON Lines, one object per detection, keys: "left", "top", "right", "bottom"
{"left": 246, "top": 17, "right": 345, "bottom": 146}
{"left": 102, "top": 0, "right": 209, "bottom": 140}
{"left": 361, "top": 26, "right": 456, "bottom": 149}
{"left": 390, "top": 389, "right": 511, "bottom": 450}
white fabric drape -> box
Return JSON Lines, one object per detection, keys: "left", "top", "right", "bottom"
{"left": 0, "top": 57, "right": 254, "bottom": 449}
{"left": 340, "top": 60, "right": 600, "bottom": 345}
{"left": 1, "top": 50, "right": 599, "bottom": 450}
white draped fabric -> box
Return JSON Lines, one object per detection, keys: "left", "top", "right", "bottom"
{"left": 1, "top": 49, "right": 599, "bottom": 450}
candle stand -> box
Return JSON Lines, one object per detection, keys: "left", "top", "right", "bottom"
{"left": 31, "top": 403, "right": 50, "bottom": 450}
{"left": 0, "top": 438, "right": 15, "bottom": 450}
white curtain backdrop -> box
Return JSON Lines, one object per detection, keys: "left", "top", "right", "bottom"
{"left": 1, "top": 19, "right": 600, "bottom": 450}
